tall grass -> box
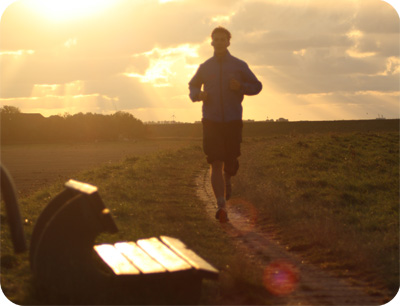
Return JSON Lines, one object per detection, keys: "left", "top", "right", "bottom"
{"left": 235, "top": 131, "right": 399, "bottom": 298}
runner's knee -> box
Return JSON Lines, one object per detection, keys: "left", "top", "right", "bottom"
{"left": 224, "top": 159, "right": 239, "bottom": 177}
{"left": 211, "top": 160, "right": 224, "bottom": 171}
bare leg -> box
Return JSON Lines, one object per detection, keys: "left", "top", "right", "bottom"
{"left": 224, "top": 172, "right": 232, "bottom": 200}
{"left": 210, "top": 161, "right": 225, "bottom": 208}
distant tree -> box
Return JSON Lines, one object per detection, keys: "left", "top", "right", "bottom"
{"left": 0, "top": 105, "right": 21, "bottom": 143}
{"left": 1, "top": 109, "right": 148, "bottom": 144}
{"left": 0, "top": 105, "right": 21, "bottom": 115}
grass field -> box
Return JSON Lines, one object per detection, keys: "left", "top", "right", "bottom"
{"left": 0, "top": 122, "right": 399, "bottom": 304}
{"left": 236, "top": 131, "right": 399, "bottom": 297}
{"left": 2, "top": 145, "right": 259, "bottom": 305}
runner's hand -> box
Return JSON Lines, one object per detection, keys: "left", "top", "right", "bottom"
{"left": 230, "top": 79, "right": 241, "bottom": 91}
{"left": 198, "top": 91, "right": 208, "bottom": 101}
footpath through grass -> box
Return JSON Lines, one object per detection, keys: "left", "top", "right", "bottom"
{"left": 1, "top": 144, "right": 268, "bottom": 305}
{"left": 235, "top": 131, "right": 399, "bottom": 300}
{"left": 1, "top": 131, "right": 398, "bottom": 304}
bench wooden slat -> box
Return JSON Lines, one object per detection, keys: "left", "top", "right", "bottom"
{"left": 94, "top": 244, "right": 140, "bottom": 275}
{"left": 160, "top": 236, "right": 219, "bottom": 279}
{"left": 115, "top": 242, "right": 166, "bottom": 274}
{"left": 137, "top": 237, "right": 192, "bottom": 272}
{"left": 65, "top": 179, "right": 98, "bottom": 194}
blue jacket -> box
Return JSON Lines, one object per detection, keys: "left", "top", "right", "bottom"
{"left": 189, "top": 51, "right": 262, "bottom": 122}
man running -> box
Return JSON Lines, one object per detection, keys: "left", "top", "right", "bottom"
{"left": 189, "top": 27, "right": 262, "bottom": 222}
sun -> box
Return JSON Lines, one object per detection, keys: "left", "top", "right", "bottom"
{"left": 24, "top": 0, "right": 114, "bottom": 21}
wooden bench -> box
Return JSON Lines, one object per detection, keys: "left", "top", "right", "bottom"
{"left": 95, "top": 236, "right": 218, "bottom": 278}
{"left": 27, "top": 179, "right": 218, "bottom": 304}
{"left": 94, "top": 236, "right": 218, "bottom": 304}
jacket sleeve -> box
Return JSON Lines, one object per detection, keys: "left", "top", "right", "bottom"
{"left": 188, "top": 65, "right": 203, "bottom": 102}
{"left": 240, "top": 63, "right": 262, "bottom": 96}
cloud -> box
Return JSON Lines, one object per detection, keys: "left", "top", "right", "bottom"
{"left": 0, "top": 93, "right": 119, "bottom": 115}
{"left": 0, "top": 48, "right": 131, "bottom": 96}
{"left": 0, "top": 49, "right": 36, "bottom": 98}
{"left": 381, "top": 56, "right": 400, "bottom": 75}
{"left": 223, "top": 0, "right": 399, "bottom": 98}
{"left": 354, "top": 0, "right": 399, "bottom": 33}
{"left": 124, "top": 44, "right": 200, "bottom": 87}
{"left": 83, "top": 74, "right": 152, "bottom": 110}
{"left": 1, "top": 0, "right": 398, "bottom": 121}
{"left": 64, "top": 38, "right": 77, "bottom": 48}
{"left": 0, "top": 49, "right": 35, "bottom": 56}
{"left": 31, "top": 80, "right": 85, "bottom": 97}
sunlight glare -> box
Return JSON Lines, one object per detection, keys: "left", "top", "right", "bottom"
{"left": 25, "top": 0, "right": 114, "bottom": 21}
{"left": 125, "top": 44, "right": 199, "bottom": 87}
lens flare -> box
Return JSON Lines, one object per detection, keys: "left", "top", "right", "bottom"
{"left": 263, "top": 260, "right": 300, "bottom": 296}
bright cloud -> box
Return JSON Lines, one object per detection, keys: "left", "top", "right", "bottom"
{"left": 23, "top": 0, "right": 115, "bottom": 21}
{"left": 64, "top": 38, "right": 77, "bottom": 48}
{"left": 125, "top": 44, "right": 200, "bottom": 87}
{"left": 31, "top": 80, "right": 85, "bottom": 97}
{"left": 346, "top": 29, "right": 377, "bottom": 58}
{"left": 0, "top": 49, "right": 35, "bottom": 56}
{"left": 381, "top": 56, "right": 400, "bottom": 75}
{"left": 210, "top": 12, "right": 236, "bottom": 24}
{"left": 0, "top": 0, "right": 399, "bottom": 122}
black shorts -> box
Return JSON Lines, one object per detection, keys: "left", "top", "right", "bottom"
{"left": 202, "top": 119, "right": 243, "bottom": 176}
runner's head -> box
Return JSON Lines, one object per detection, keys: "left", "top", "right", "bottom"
{"left": 211, "top": 27, "right": 231, "bottom": 54}
{"left": 211, "top": 26, "right": 231, "bottom": 42}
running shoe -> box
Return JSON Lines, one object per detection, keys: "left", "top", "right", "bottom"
{"left": 215, "top": 208, "right": 229, "bottom": 223}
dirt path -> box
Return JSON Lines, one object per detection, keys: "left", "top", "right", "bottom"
{"left": 196, "top": 168, "right": 382, "bottom": 305}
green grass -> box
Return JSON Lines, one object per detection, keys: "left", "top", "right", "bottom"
{"left": 1, "top": 145, "right": 270, "bottom": 305}
{"left": 235, "top": 131, "right": 399, "bottom": 298}
{"left": 1, "top": 130, "right": 398, "bottom": 304}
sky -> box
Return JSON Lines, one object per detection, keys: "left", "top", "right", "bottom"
{"left": 0, "top": 0, "right": 399, "bottom": 123}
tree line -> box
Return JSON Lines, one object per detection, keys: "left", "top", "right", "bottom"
{"left": 1, "top": 106, "right": 148, "bottom": 144}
